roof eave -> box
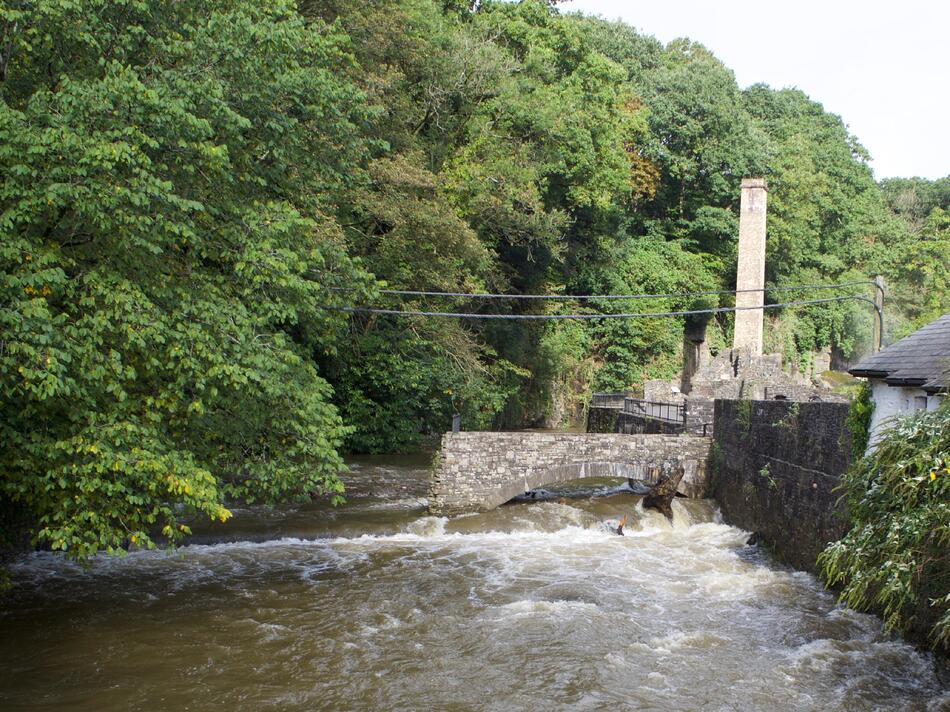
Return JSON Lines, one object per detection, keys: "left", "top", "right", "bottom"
{"left": 848, "top": 369, "right": 888, "bottom": 379}
{"left": 884, "top": 376, "right": 928, "bottom": 388}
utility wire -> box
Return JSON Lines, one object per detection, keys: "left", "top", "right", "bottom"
{"left": 328, "top": 280, "right": 882, "bottom": 301}
{"left": 325, "top": 294, "right": 879, "bottom": 321}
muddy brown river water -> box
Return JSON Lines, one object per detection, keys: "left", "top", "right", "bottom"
{"left": 1, "top": 453, "right": 948, "bottom": 711}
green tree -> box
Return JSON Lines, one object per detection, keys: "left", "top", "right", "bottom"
{"left": 742, "top": 85, "right": 903, "bottom": 358}
{"left": 894, "top": 206, "right": 950, "bottom": 328}
{"left": 880, "top": 175, "right": 950, "bottom": 331}
{"left": 880, "top": 176, "right": 950, "bottom": 233}
{"left": 571, "top": 236, "right": 718, "bottom": 390}
{"left": 0, "top": 0, "right": 372, "bottom": 557}
{"left": 638, "top": 40, "right": 764, "bottom": 225}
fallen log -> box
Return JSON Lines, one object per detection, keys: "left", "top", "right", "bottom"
{"left": 641, "top": 465, "right": 685, "bottom": 521}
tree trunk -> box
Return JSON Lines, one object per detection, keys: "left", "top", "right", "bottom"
{"left": 642, "top": 465, "right": 685, "bottom": 521}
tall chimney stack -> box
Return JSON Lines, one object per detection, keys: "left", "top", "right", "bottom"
{"left": 733, "top": 178, "right": 768, "bottom": 355}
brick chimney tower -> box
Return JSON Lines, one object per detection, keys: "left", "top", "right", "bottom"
{"left": 732, "top": 178, "right": 768, "bottom": 355}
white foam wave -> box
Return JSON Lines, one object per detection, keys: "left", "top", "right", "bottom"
{"left": 405, "top": 516, "right": 449, "bottom": 537}
{"left": 646, "top": 629, "right": 728, "bottom": 652}
{"left": 333, "top": 524, "right": 617, "bottom": 550}
{"left": 364, "top": 497, "right": 429, "bottom": 510}
{"left": 9, "top": 515, "right": 750, "bottom": 576}
{"left": 493, "top": 599, "right": 601, "bottom": 619}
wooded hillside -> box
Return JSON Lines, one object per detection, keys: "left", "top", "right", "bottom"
{"left": 2, "top": 0, "right": 947, "bottom": 557}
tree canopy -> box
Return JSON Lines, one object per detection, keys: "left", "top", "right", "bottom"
{"left": 0, "top": 0, "right": 373, "bottom": 555}
{"left": 1, "top": 0, "right": 945, "bottom": 558}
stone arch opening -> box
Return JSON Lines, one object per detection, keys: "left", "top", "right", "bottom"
{"left": 428, "top": 432, "right": 711, "bottom": 516}
{"left": 496, "top": 461, "right": 691, "bottom": 510}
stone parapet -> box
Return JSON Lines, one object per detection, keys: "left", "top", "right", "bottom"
{"left": 684, "top": 397, "right": 714, "bottom": 436}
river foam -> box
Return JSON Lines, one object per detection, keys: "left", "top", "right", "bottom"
{"left": 2, "top": 476, "right": 947, "bottom": 711}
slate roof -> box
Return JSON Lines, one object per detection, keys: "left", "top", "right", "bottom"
{"left": 849, "top": 312, "right": 950, "bottom": 393}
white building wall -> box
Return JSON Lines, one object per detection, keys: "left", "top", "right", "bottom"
{"left": 867, "top": 379, "right": 944, "bottom": 449}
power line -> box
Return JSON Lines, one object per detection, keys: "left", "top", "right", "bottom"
{"left": 330, "top": 280, "right": 882, "bottom": 301}
{"left": 325, "top": 294, "right": 879, "bottom": 321}
{"left": 325, "top": 290, "right": 884, "bottom": 350}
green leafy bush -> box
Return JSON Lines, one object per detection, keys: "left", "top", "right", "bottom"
{"left": 846, "top": 382, "right": 875, "bottom": 459}
{"left": 819, "top": 404, "right": 950, "bottom": 649}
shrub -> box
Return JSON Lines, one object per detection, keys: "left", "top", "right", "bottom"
{"left": 819, "top": 403, "right": 950, "bottom": 649}
{"left": 846, "top": 382, "right": 875, "bottom": 459}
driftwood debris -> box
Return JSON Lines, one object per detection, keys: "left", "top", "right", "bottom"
{"left": 641, "top": 465, "right": 686, "bottom": 521}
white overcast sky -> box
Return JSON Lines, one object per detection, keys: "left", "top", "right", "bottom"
{"left": 563, "top": 0, "right": 949, "bottom": 180}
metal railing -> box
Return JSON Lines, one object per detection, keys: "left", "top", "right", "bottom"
{"left": 590, "top": 392, "right": 637, "bottom": 409}
{"left": 622, "top": 398, "right": 686, "bottom": 425}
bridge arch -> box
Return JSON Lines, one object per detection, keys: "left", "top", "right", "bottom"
{"left": 428, "top": 432, "right": 711, "bottom": 516}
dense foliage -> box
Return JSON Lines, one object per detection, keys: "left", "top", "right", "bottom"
{"left": 879, "top": 176, "right": 950, "bottom": 332}
{"left": 820, "top": 405, "right": 950, "bottom": 650}
{"left": 1, "top": 0, "right": 946, "bottom": 559}
{"left": 307, "top": 0, "right": 924, "bottom": 445}
{"left": 0, "top": 0, "right": 373, "bottom": 555}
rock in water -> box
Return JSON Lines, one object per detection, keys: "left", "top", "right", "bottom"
{"left": 642, "top": 466, "right": 686, "bottom": 521}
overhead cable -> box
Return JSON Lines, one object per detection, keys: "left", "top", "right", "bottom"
{"left": 324, "top": 294, "right": 878, "bottom": 320}
{"left": 328, "top": 280, "right": 882, "bottom": 301}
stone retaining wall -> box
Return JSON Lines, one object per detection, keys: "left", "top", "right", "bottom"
{"left": 710, "top": 399, "right": 851, "bottom": 572}
{"left": 586, "top": 406, "right": 621, "bottom": 433}
{"left": 685, "top": 398, "right": 714, "bottom": 436}
{"left": 616, "top": 414, "right": 684, "bottom": 435}
{"left": 711, "top": 398, "right": 949, "bottom": 654}
{"left": 429, "top": 432, "right": 711, "bottom": 515}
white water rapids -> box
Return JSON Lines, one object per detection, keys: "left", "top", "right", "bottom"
{"left": 1, "top": 455, "right": 947, "bottom": 710}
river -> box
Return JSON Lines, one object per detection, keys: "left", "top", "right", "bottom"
{"left": 1, "top": 453, "right": 948, "bottom": 711}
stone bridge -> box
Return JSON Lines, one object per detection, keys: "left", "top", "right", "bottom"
{"left": 428, "top": 432, "right": 711, "bottom": 515}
